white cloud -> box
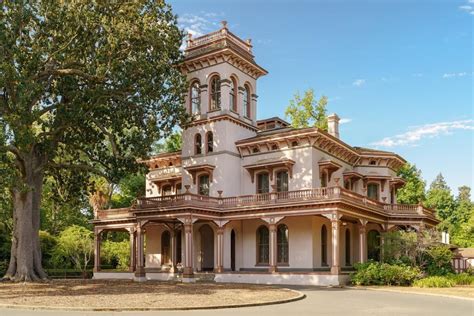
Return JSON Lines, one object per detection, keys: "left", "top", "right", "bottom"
{"left": 178, "top": 12, "right": 223, "bottom": 38}
{"left": 371, "top": 120, "right": 474, "bottom": 148}
{"left": 443, "top": 72, "right": 468, "bottom": 78}
{"left": 459, "top": 1, "right": 474, "bottom": 14}
{"left": 339, "top": 118, "right": 352, "bottom": 124}
{"left": 352, "top": 79, "right": 366, "bottom": 87}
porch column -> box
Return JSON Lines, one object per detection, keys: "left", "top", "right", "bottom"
{"left": 331, "top": 218, "right": 341, "bottom": 275}
{"left": 269, "top": 223, "right": 277, "bottom": 273}
{"left": 129, "top": 227, "right": 136, "bottom": 272}
{"left": 170, "top": 229, "right": 177, "bottom": 273}
{"left": 216, "top": 226, "right": 224, "bottom": 273}
{"left": 183, "top": 222, "right": 194, "bottom": 278}
{"left": 135, "top": 225, "right": 145, "bottom": 277}
{"left": 93, "top": 229, "right": 101, "bottom": 272}
{"left": 358, "top": 221, "right": 367, "bottom": 263}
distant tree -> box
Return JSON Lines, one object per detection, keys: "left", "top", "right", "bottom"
{"left": 425, "top": 174, "right": 456, "bottom": 223}
{"left": 450, "top": 186, "right": 474, "bottom": 247}
{"left": 110, "top": 173, "right": 146, "bottom": 208}
{"left": 54, "top": 225, "right": 93, "bottom": 273}
{"left": 396, "top": 164, "right": 426, "bottom": 204}
{"left": 0, "top": 1, "right": 186, "bottom": 281}
{"left": 152, "top": 131, "right": 182, "bottom": 154}
{"left": 284, "top": 89, "right": 328, "bottom": 130}
{"left": 451, "top": 211, "right": 474, "bottom": 247}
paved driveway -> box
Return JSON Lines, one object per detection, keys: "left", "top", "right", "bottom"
{"left": 1, "top": 287, "right": 472, "bottom": 316}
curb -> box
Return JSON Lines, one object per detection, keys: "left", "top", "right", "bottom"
{"left": 0, "top": 289, "right": 305, "bottom": 312}
{"left": 348, "top": 286, "right": 474, "bottom": 301}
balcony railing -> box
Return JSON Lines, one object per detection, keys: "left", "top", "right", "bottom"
{"left": 95, "top": 187, "right": 436, "bottom": 220}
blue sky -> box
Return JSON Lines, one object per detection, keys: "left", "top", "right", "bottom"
{"left": 170, "top": 0, "right": 473, "bottom": 195}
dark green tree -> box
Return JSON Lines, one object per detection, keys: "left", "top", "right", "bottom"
{"left": 425, "top": 174, "right": 456, "bottom": 226}
{"left": 396, "top": 164, "right": 426, "bottom": 204}
{"left": 0, "top": 1, "right": 186, "bottom": 281}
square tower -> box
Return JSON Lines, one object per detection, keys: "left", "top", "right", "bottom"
{"left": 180, "top": 21, "right": 268, "bottom": 196}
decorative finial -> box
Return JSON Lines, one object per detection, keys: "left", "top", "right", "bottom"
{"left": 221, "top": 20, "right": 228, "bottom": 29}
{"left": 246, "top": 38, "right": 252, "bottom": 45}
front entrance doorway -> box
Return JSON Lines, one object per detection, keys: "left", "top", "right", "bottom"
{"left": 231, "top": 229, "right": 236, "bottom": 271}
{"left": 199, "top": 224, "right": 214, "bottom": 271}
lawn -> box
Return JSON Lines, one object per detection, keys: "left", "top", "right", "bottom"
{"left": 0, "top": 280, "right": 302, "bottom": 310}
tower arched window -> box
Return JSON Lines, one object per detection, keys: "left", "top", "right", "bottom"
{"left": 230, "top": 77, "right": 238, "bottom": 112}
{"left": 198, "top": 174, "right": 210, "bottom": 196}
{"left": 367, "top": 183, "right": 379, "bottom": 201}
{"left": 256, "top": 226, "right": 269, "bottom": 264}
{"left": 321, "top": 224, "right": 328, "bottom": 266}
{"left": 276, "top": 170, "right": 289, "bottom": 192}
{"left": 190, "top": 81, "right": 201, "bottom": 115}
{"left": 209, "top": 75, "right": 221, "bottom": 110}
{"left": 195, "top": 134, "right": 202, "bottom": 155}
{"left": 243, "top": 84, "right": 251, "bottom": 118}
{"left": 206, "top": 131, "right": 213, "bottom": 153}
{"left": 277, "top": 224, "right": 289, "bottom": 264}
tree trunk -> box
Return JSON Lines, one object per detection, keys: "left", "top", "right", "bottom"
{"left": 3, "top": 151, "right": 48, "bottom": 282}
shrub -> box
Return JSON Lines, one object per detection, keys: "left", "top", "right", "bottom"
{"left": 413, "top": 276, "right": 456, "bottom": 288}
{"left": 450, "top": 273, "right": 474, "bottom": 285}
{"left": 101, "top": 240, "right": 130, "bottom": 271}
{"left": 423, "top": 244, "right": 453, "bottom": 276}
{"left": 351, "top": 262, "right": 421, "bottom": 286}
{"left": 54, "top": 225, "right": 94, "bottom": 272}
{"left": 39, "top": 230, "right": 57, "bottom": 268}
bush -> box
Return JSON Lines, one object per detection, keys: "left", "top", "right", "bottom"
{"left": 423, "top": 244, "right": 453, "bottom": 276}
{"left": 351, "top": 262, "right": 421, "bottom": 286}
{"left": 450, "top": 273, "right": 474, "bottom": 285}
{"left": 101, "top": 240, "right": 130, "bottom": 271}
{"left": 39, "top": 230, "right": 57, "bottom": 268}
{"left": 54, "top": 225, "right": 93, "bottom": 272}
{"left": 413, "top": 276, "right": 456, "bottom": 288}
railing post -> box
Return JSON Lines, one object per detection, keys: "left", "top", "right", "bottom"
{"left": 417, "top": 202, "right": 424, "bottom": 215}
{"left": 270, "top": 185, "right": 277, "bottom": 202}
{"left": 218, "top": 190, "right": 223, "bottom": 206}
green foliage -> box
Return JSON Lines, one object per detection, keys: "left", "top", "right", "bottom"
{"left": 54, "top": 225, "right": 93, "bottom": 272}
{"left": 152, "top": 131, "right": 183, "bottom": 154}
{"left": 425, "top": 174, "right": 456, "bottom": 222}
{"left": 101, "top": 240, "right": 130, "bottom": 271}
{"left": 351, "top": 262, "right": 421, "bottom": 286}
{"left": 423, "top": 244, "right": 454, "bottom": 276}
{"left": 110, "top": 173, "right": 146, "bottom": 208}
{"left": 284, "top": 89, "right": 328, "bottom": 130}
{"left": 413, "top": 276, "right": 456, "bottom": 288}
{"left": 413, "top": 273, "right": 474, "bottom": 288}
{"left": 382, "top": 231, "right": 418, "bottom": 266}
{"left": 39, "top": 230, "right": 57, "bottom": 269}
{"left": 396, "top": 164, "right": 426, "bottom": 204}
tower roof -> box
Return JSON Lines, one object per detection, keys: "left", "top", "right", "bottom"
{"left": 182, "top": 21, "right": 268, "bottom": 79}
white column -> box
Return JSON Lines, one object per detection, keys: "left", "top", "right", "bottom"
{"left": 135, "top": 225, "right": 145, "bottom": 277}
{"left": 183, "top": 222, "right": 194, "bottom": 278}
{"left": 269, "top": 223, "right": 277, "bottom": 273}
{"left": 129, "top": 227, "right": 136, "bottom": 272}
{"left": 359, "top": 223, "right": 367, "bottom": 263}
{"left": 216, "top": 227, "right": 224, "bottom": 273}
{"left": 331, "top": 219, "right": 341, "bottom": 275}
{"left": 93, "top": 229, "right": 101, "bottom": 272}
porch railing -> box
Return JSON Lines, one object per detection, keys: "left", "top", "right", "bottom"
{"left": 96, "top": 187, "right": 436, "bottom": 220}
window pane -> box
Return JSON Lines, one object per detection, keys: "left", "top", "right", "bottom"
{"left": 207, "top": 132, "right": 213, "bottom": 153}
{"left": 191, "top": 83, "right": 200, "bottom": 114}
{"left": 195, "top": 134, "right": 202, "bottom": 155}
{"left": 257, "top": 173, "right": 269, "bottom": 193}
{"left": 210, "top": 77, "right": 221, "bottom": 110}
{"left": 198, "top": 175, "right": 210, "bottom": 196}
{"left": 257, "top": 226, "right": 269, "bottom": 264}
{"left": 276, "top": 171, "right": 289, "bottom": 192}
{"left": 277, "top": 225, "right": 289, "bottom": 264}
{"left": 367, "top": 184, "right": 378, "bottom": 200}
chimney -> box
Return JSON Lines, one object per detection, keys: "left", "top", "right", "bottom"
{"left": 327, "top": 113, "right": 340, "bottom": 139}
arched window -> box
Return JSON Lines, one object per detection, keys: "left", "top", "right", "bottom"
{"left": 345, "top": 229, "right": 351, "bottom": 266}
{"left": 206, "top": 131, "right": 213, "bottom": 153}
{"left": 367, "top": 183, "right": 379, "bottom": 201}
{"left": 162, "top": 184, "right": 172, "bottom": 196}
{"left": 175, "top": 182, "right": 182, "bottom": 194}
{"left": 321, "top": 171, "right": 328, "bottom": 187}
{"left": 209, "top": 75, "right": 221, "bottom": 110}
{"left": 161, "top": 231, "right": 171, "bottom": 266}
{"left": 256, "top": 172, "right": 269, "bottom": 194}
{"left": 230, "top": 77, "right": 238, "bottom": 112}
{"left": 256, "top": 226, "right": 269, "bottom": 264}
{"left": 367, "top": 230, "right": 381, "bottom": 261}
{"left": 198, "top": 174, "right": 210, "bottom": 196}
{"left": 190, "top": 81, "right": 201, "bottom": 115}
{"left": 243, "top": 84, "right": 251, "bottom": 118}
{"left": 276, "top": 170, "right": 289, "bottom": 192}
{"left": 195, "top": 134, "right": 202, "bottom": 155}
{"left": 321, "top": 224, "right": 328, "bottom": 266}
{"left": 277, "top": 224, "right": 289, "bottom": 264}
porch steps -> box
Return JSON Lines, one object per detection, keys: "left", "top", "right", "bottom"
{"left": 194, "top": 272, "right": 216, "bottom": 283}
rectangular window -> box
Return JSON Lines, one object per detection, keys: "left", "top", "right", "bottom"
{"left": 276, "top": 171, "right": 289, "bottom": 192}
{"left": 257, "top": 173, "right": 269, "bottom": 194}
{"left": 198, "top": 174, "right": 210, "bottom": 196}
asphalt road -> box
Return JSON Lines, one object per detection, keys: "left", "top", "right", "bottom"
{"left": 0, "top": 287, "right": 472, "bottom": 316}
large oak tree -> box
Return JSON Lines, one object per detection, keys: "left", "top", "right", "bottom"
{"left": 0, "top": 1, "right": 187, "bottom": 281}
